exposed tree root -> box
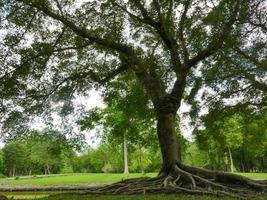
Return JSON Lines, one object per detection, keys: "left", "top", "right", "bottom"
{"left": 76, "top": 164, "right": 267, "bottom": 199}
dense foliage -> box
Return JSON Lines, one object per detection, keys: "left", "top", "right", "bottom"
{"left": 1, "top": 119, "right": 266, "bottom": 177}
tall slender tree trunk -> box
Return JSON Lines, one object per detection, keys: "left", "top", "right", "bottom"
{"left": 138, "top": 151, "right": 145, "bottom": 174}
{"left": 228, "top": 146, "right": 234, "bottom": 173}
{"left": 123, "top": 134, "right": 129, "bottom": 174}
{"left": 46, "top": 163, "right": 50, "bottom": 174}
{"left": 157, "top": 112, "right": 181, "bottom": 175}
{"left": 12, "top": 166, "right": 16, "bottom": 177}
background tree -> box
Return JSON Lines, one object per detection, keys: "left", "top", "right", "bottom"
{"left": 80, "top": 75, "right": 157, "bottom": 174}
{"left": 2, "top": 142, "right": 27, "bottom": 177}
{"left": 25, "top": 130, "right": 75, "bottom": 174}
{"left": 194, "top": 107, "right": 267, "bottom": 172}
{"left": 0, "top": 0, "right": 266, "bottom": 196}
{"left": 1, "top": 130, "right": 76, "bottom": 176}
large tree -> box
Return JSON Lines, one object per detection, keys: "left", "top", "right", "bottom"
{"left": 0, "top": 0, "right": 266, "bottom": 197}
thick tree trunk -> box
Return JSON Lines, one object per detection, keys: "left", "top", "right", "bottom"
{"left": 157, "top": 112, "right": 180, "bottom": 175}
{"left": 123, "top": 134, "right": 129, "bottom": 174}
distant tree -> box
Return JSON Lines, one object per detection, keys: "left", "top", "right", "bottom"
{"left": 0, "top": 150, "right": 5, "bottom": 175}
{"left": 183, "top": 142, "right": 209, "bottom": 169}
{"left": 3, "top": 142, "right": 27, "bottom": 176}
{"left": 130, "top": 147, "right": 151, "bottom": 174}
{"left": 82, "top": 143, "right": 123, "bottom": 173}
{"left": 25, "top": 130, "right": 75, "bottom": 174}
{"left": 194, "top": 107, "right": 267, "bottom": 172}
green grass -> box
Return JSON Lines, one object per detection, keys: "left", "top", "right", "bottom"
{"left": 0, "top": 173, "right": 156, "bottom": 186}
{"left": 1, "top": 173, "right": 266, "bottom": 199}
{"left": 4, "top": 192, "right": 54, "bottom": 199}
{"left": 236, "top": 173, "right": 267, "bottom": 180}
{"left": 0, "top": 173, "right": 266, "bottom": 186}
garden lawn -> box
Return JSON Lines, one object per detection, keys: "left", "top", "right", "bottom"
{"left": 0, "top": 173, "right": 266, "bottom": 186}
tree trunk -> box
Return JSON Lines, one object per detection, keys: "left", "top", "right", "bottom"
{"left": 228, "top": 146, "right": 234, "bottom": 173}
{"left": 137, "top": 148, "right": 145, "bottom": 174}
{"left": 12, "top": 166, "right": 16, "bottom": 177}
{"left": 46, "top": 164, "right": 50, "bottom": 174}
{"left": 123, "top": 134, "right": 129, "bottom": 174}
{"left": 157, "top": 112, "right": 180, "bottom": 175}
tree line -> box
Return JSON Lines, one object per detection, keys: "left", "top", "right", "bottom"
{"left": 1, "top": 112, "right": 266, "bottom": 178}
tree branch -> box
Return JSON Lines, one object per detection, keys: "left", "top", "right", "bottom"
{"left": 130, "top": 0, "right": 159, "bottom": 27}
{"left": 233, "top": 46, "right": 266, "bottom": 70}
{"left": 20, "top": 0, "right": 134, "bottom": 56}
{"left": 113, "top": 1, "right": 182, "bottom": 73}
{"left": 178, "top": 0, "right": 190, "bottom": 66}
{"left": 54, "top": 0, "right": 64, "bottom": 16}
{"left": 188, "top": 0, "right": 241, "bottom": 68}
{"left": 19, "top": 0, "right": 166, "bottom": 104}
{"left": 166, "top": 0, "right": 173, "bottom": 21}
{"left": 152, "top": 0, "right": 162, "bottom": 22}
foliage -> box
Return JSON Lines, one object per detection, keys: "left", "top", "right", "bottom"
{"left": 194, "top": 107, "right": 267, "bottom": 172}
{"left": 2, "top": 141, "right": 27, "bottom": 176}
{"left": 80, "top": 75, "right": 156, "bottom": 147}
{"left": 1, "top": 130, "right": 76, "bottom": 176}
{"left": 0, "top": 0, "right": 265, "bottom": 145}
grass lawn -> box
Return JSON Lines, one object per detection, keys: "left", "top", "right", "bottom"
{"left": 0, "top": 173, "right": 156, "bottom": 186}
{"left": 1, "top": 173, "right": 266, "bottom": 199}
{"left": 0, "top": 173, "right": 266, "bottom": 186}
{"left": 236, "top": 173, "right": 267, "bottom": 180}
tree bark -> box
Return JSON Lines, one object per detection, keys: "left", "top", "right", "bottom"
{"left": 157, "top": 112, "right": 180, "bottom": 175}
{"left": 123, "top": 134, "right": 129, "bottom": 174}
